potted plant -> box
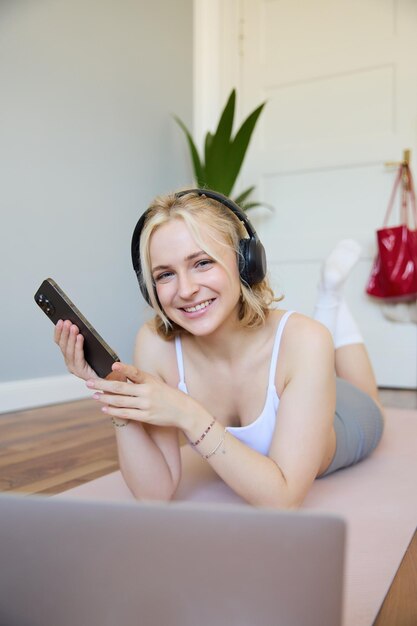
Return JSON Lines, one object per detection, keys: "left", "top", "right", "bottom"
{"left": 174, "top": 89, "right": 266, "bottom": 210}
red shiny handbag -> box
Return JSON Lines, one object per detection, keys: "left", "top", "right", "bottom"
{"left": 366, "top": 163, "right": 417, "bottom": 301}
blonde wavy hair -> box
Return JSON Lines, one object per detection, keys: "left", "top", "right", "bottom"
{"left": 138, "top": 191, "right": 281, "bottom": 338}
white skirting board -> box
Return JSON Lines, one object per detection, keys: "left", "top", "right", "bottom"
{"left": 0, "top": 375, "right": 91, "bottom": 414}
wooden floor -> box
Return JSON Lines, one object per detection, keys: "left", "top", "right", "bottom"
{"left": 0, "top": 387, "right": 416, "bottom": 496}
{"left": 0, "top": 398, "right": 118, "bottom": 495}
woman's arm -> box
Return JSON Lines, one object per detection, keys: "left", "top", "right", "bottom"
{"left": 111, "top": 419, "right": 181, "bottom": 501}
{"left": 55, "top": 319, "right": 182, "bottom": 500}
{"left": 90, "top": 317, "right": 335, "bottom": 508}
{"left": 182, "top": 318, "right": 336, "bottom": 508}
{"left": 108, "top": 325, "right": 182, "bottom": 500}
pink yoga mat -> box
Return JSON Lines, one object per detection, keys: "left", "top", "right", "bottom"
{"left": 59, "top": 408, "right": 417, "bottom": 626}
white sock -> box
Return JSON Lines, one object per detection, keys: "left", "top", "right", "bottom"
{"left": 320, "top": 239, "right": 362, "bottom": 292}
{"left": 333, "top": 299, "right": 363, "bottom": 349}
{"left": 313, "top": 239, "right": 363, "bottom": 347}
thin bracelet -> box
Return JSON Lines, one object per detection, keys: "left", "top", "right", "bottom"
{"left": 111, "top": 417, "right": 129, "bottom": 428}
{"left": 203, "top": 428, "right": 227, "bottom": 459}
{"left": 190, "top": 418, "right": 216, "bottom": 447}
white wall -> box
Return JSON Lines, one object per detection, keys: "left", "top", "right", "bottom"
{"left": 0, "top": 0, "right": 193, "bottom": 409}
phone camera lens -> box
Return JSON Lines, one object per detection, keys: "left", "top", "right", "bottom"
{"left": 36, "top": 294, "right": 55, "bottom": 316}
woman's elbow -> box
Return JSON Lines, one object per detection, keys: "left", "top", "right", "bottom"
{"left": 256, "top": 493, "right": 304, "bottom": 510}
{"left": 129, "top": 483, "right": 177, "bottom": 502}
{"left": 120, "top": 468, "right": 180, "bottom": 502}
{"left": 254, "top": 469, "right": 307, "bottom": 509}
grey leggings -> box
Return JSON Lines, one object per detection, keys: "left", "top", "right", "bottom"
{"left": 320, "top": 378, "right": 384, "bottom": 477}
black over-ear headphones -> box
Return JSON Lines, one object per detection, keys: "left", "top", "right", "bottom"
{"left": 131, "top": 188, "right": 267, "bottom": 305}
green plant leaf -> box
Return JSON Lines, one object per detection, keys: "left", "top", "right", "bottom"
{"left": 242, "top": 200, "right": 275, "bottom": 212}
{"left": 226, "top": 102, "right": 266, "bottom": 190}
{"left": 205, "top": 91, "right": 236, "bottom": 171}
{"left": 174, "top": 91, "right": 266, "bottom": 201}
{"left": 240, "top": 201, "right": 261, "bottom": 211}
{"left": 173, "top": 115, "right": 205, "bottom": 185}
{"left": 233, "top": 185, "right": 256, "bottom": 206}
{"left": 204, "top": 131, "right": 214, "bottom": 176}
{"left": 204, "top": 90, "right": 237, "bottom": 194}
{"left": 214, "top": 89, "right": 236, "bottom": 144}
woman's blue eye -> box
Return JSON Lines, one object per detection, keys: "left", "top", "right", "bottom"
{"left": 196, "top": 259, "right": 213, "bottom": 269}
{"left": 155, "top": 271, "right": 173, "bottom": 282}
{"left": 154, "top": 259, "right": 213, "bottom": 282}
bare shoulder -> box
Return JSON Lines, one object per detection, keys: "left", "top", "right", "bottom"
{"left": 282, "top": 311, "right": 333, "bottom": 350}
{"left": 134, "top": 321, "right": 177, "bottom": 381}
{"left": 277, "top": 311, "right": 334, "bottom": 376}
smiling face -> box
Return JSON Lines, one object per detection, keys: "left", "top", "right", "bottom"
{"left": 149, "top": 218, "right": 242, "bottom": 337}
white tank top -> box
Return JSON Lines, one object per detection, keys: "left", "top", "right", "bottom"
{"left": 175, "top": 311, "right": 294, "bottom": 455}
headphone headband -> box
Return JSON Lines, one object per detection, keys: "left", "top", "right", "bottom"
{"left": 131, "top": 188, "right": 267, "bottom": 304}
{"left": 176, "top": 188, "right": 258, "bottom": 238}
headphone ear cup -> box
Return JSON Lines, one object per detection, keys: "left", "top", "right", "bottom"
{"left": 138, "top": 271, "right": 151, "bottom": 305}
{"left": 132, "top": 237, "right": 151, "bottom": 305}
{"left": 131, "top": 213, "right": 153, "bottom": 305}
{"left": 239, "top": 237, "right": 267, "bottom": 286}
{"left": 238, "top": 239, "right": 251, "bottom": 284}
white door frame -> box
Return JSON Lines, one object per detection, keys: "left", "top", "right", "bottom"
{"left": 193, "top": 0, "right": 241, "bottom": 148}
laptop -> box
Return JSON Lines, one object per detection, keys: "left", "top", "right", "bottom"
{"left": 0, "top": 493, "right": 345, "bottom": 626}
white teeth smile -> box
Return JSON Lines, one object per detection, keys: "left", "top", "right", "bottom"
{"left": 183, "top": 300, "right": 213, "bottom": 313}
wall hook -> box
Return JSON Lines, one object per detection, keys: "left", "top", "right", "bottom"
{"left": 384, "top": 149, "right": 411, "bottom": 168}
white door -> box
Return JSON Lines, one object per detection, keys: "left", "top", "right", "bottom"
{"left": 223, "top": 0, "right": 417, "bottom": 388}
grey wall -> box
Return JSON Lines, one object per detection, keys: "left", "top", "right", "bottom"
{"left": 0, "top": 0, "right": 193, "bottom": 382}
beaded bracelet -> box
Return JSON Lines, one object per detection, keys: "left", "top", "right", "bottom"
{"left": 111, "top": 417, "right": 129, "bottom": 428}
{"left": 203, "top": 428, "right": 227, "bottom": 459}
{"left": 190, "top": 418, "right": 216, "bottom": 447}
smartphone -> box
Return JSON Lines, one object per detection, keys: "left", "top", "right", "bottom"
{"left": 34, "top": 278, "right": 120, "bottom": 378}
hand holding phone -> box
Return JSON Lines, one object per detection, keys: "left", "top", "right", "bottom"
{"left": 35, "top": 278, "right": 120, "bottom": 379}
{"left": 54, "top": 320, "right": 99, "bottom": 381}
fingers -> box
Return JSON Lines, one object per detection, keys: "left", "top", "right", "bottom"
{"left": 111, "top": 362, "right": 151, "bottom": 384}
{"left": 92, "top": 391, "right": 147, "bottom": 410}
{"left": 91, "top": 381, "right": 148, "bottom": 422}
{"left": 100, "top": 406, "right": 144, "bottom": 420}
{"left": 55, "top": 320, "right": 75, "bottom": 365}
{"left": 86, "top": 376, "right": 139, "bottom": 396}
{"left": 88, "top": 367, "right": 152, "bottom": 420}
{"left": 105, "top": 369, "right": 127, "bottom": 383}
{"left": 54, "top": 319, "right": 64, "bottom": 344}
{"left": 87, "top": 364, "right": 158, "bottom": 423}
{"left": 55, "top": 319, "right": 78, "bottom": 353}
{"left": 54, "top": 320, "right": 95, "bottom": 378}
{"left": 73, "top": 333, "right": 87, "bottom": 371}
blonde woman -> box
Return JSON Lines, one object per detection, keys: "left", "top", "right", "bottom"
{"left": 55, "top": 190, "right": 384, "bottom": 507}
